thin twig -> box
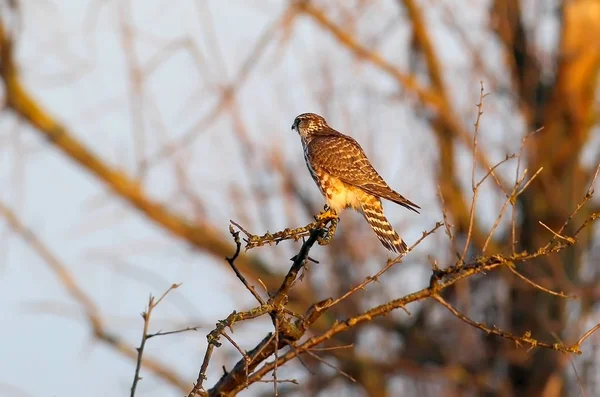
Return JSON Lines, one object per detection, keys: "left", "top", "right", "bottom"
{"left": 309, "top": 344, "right": 354, "bottom": 351}
{"left": 516, "top": 167, "right": 544, "bottom": 196}
{"left": 555, "top": 163, "right": 600, "bottom": 238}
{"left": 575, "top": 323, "right": 600, "bottom": 348}
{"left": 471, "top": 82, "right": 486, "bottom": 190}
{"left": 273, "top": 317, "right": 279, "bottom": 396}
{"left": 512, "top": 128, "right": 541, "bottom": 253}
{"left": 254, "top": 379, "right": 299, "bottom": 385}
{"left": 504, "top": 263, "right": 574, "bottom": 299}
{"left": 460, "top": 82, "right": 488, "bottom": 263}
{"left": 131, "top": 284, "right": 181, "bottom": 397}
{"left": 130, "top": 298, "right": 154, "bottom": 397}
{"left": 284, "top": 340, "right": 315, "bottom": 375}
{"left": 220, "top": 331, "right": 251, "bottom": 389}
{"left": 226, "top": 225, "right": 265, "bottom": 304}
{"left": 539, "top": 221, "right": 575, "bottom": 244}
{"left": 474, "top": 154, "right": 516, "bottom": 190}
{"left": 438, "top": 187, "right": 459, "bottom": 255}
{"left": 154, "top": 283, "right": 181, "bottom": 307}
{"left": 147, "top": 326, "right": 202, "bottom": 339}
{"left": 482, "top": 170, "right": 529, "bottom": 253}
{"left": 432, "top": 294, "right": 580, "bottom": 353}
{"left": 305, "top": 350, "right": 356, "bottom": 382}
{"left": 324, "top": 222, "right": 443, "bottom": 310}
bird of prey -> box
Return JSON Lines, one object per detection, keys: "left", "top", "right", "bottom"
{"left": 291, "top": 113, "right": 420, "bottom": 253}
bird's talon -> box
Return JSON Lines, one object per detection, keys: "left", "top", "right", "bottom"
{"left": 316, "top": 208, "right": 338, "bottom": 223}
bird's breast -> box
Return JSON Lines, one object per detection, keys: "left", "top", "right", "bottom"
{"left": 303, "top": 139, "right": 362, "bottom": 213}
{"left": 317, "top": 171, "right": 363, "bottom": 214}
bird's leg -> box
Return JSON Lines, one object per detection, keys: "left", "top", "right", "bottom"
{"left": 313, "top": 205, "right": 339, "bottom": 245}
{"left": 318, "top": 216, "right": 338, "bottom": 246}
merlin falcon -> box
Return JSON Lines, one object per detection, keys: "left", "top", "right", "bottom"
{"left": 291, "top": 113, "right": 420, "bottom": 253}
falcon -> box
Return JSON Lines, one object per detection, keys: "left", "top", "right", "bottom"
{"left": 291, "top": 113, "right": 420, "bottom": 253}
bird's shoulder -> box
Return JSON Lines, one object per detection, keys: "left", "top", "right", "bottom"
{"left": 307, "top": 129, "right": 366, "bottom": 162}
{"left": 306, "top": 130, "right": 380, "bottom": 189}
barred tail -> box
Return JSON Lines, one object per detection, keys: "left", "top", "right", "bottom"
{"left": 361, "top": 197, "right": 407, "bottom": 254}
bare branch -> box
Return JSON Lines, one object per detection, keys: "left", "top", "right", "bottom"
{"left": 238, "top": 208, "right": 600, "bottom": 392}
{"left": 432, "top": 294, "right": 578, "bottom": 353}
{"left": 226, "top": 226, "right": 265, "bottom": 304}
{"left": 575, "top": 323, "right": 600, "bottom": 348}
{"left": 324, "top": 221, "right": 443, "bottom": 311}
{"left": 231, "top": 207, "right": 337, "bottom": 251}
{"left": 505, "top": 263, "right": 574, "bottom": 299}
{"left": 461, "top": 82, "right": 489, "bottom": 263}
{"left": 131, "top": 284, "right": 181, "bottom": 397}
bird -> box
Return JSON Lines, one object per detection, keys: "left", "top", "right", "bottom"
{"left": 291, "top": 113, "right": 420, "bottom": 254}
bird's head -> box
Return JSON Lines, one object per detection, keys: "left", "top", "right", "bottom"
{"left": 291, "top": 113, "right": 327, "bottom": 140}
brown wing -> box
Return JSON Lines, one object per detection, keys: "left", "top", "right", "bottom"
{"left": 307, "top": 133, "right": 420, "bottom": 213}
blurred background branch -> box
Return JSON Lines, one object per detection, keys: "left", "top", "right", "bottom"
{"left": 1, "top": 1, "right": 599, "bottom": 396}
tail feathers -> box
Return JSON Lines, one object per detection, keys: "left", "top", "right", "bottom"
{"left": 360, "top": 183, "right": 420, "bottom": 213}
{"left": 387, "top": 191, "right": 420, "bottom": 213}
{"left": 361, "top": 198, "right": 407, "bottom": 254}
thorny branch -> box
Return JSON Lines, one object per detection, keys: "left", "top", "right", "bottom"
{"left": 188, "top": 227, "right": 329, "bottom": 397}
{"left": 184, "top": 200, "right": 600, "bottom": 396}
{"left": 230, "top": 206, "right": 339, "bottom": 250}
{"left": 432, "top": 294, "right": 579, "bottom": 352}
{"left": 323, "top": 221, "right": 444, "bottom": 311}
{"left": 243, "top": 212, "right": 600, "bottom": 392}
{"left": 185, "top": 159, "right": 600, "bottom": 396}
